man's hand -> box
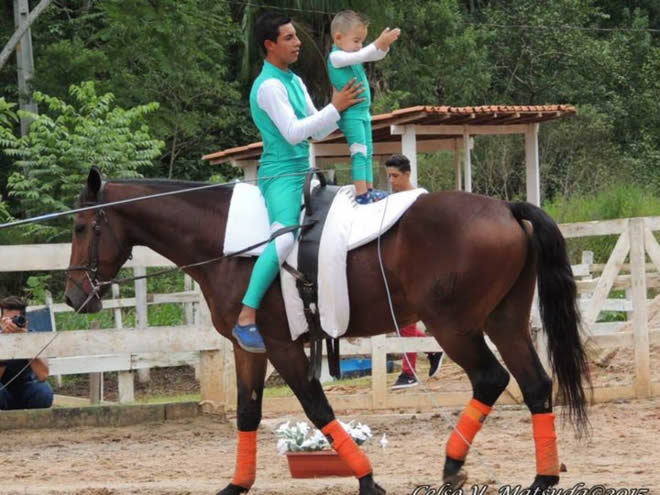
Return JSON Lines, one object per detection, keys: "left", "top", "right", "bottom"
{"left": 374, "top": 27, "right": 401, "bottom": 51}
{"left": 332, "top": 78, "right": 365, "bottom": 112}
{"left": 0, "top": 316, "right": 26, "bottom": 334}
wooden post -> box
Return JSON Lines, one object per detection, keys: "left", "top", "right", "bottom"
{"left": 198, "top": 295, "right": 225, "bottom": 413}
{"left": 45, "top": 291, "right": 62, "bottom": 387}
{"left": 134, "top": 266, "right": 150, "bottom": 383}
{"left": 525, "top": 123, "right": 540, "bottom": 206}
{"left": 463, "top": 128, "right": 472, "bottom": 192}
{"left": 184, "top": 275, "right": 200, "bottom": 380}
{"left": 12, "top": 0, "right": 39, "bottom": 136}
{"left": 371, "top": 335, "right": 387, "bottom": 409}
{"left": 113, "top": 284, "right": 134, "bottom": 403}
{"left": 453, "top": 138, "right": 462, "bottom": 191}
{"left": 629, "top": 218, "right": 650, "bottom": 398}
{"left": 401, "top": 125, "right": 418, "bottom": 187}
{"left": 88, "top": 320, "right": 103, "bottom": 404}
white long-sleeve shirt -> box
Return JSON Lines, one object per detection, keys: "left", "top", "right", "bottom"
{"left": 328, "top": 43, "right": 388, "bottom": 69}
{"left": 256, "top": 76, "right": 340, "bottom": 145}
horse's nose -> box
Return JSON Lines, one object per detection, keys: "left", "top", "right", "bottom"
{"left": 65, "top": 295, "right": 75, "bottom": 309}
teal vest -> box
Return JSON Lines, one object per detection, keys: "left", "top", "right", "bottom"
{"left": 327, "top": 45, "right": 371, "bottom": 121}
{"left": 249, "top": 61, "right": 309, "bottom": 169}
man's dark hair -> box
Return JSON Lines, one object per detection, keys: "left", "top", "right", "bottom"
{"left": 385, "top": 154, "right": 411, "bottom": 173}
{"left": 256, "top": 12, "right": 292, "bottom": 55}
{"left": 0, "top": 296, "right": 27, "bottom": 316}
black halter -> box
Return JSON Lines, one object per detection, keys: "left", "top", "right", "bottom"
{"left": 65, "top": 181, "right": 133, "bottom": 295}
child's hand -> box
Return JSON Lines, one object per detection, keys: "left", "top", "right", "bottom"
{"left": 374, "top": 27, "right": 401, "bottom": 51}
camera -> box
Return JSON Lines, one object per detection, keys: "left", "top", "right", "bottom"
{"left": 11, "top": 315, "right": 26, "bottom": 328}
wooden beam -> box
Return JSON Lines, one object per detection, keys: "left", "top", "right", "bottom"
{"left": 0, "top": 326, "right": 224, "bottom": 360}
{"left": 312, "top": 139, "right": 462, "bottom": 158}
{"left": 390, "top": 124, "right": 528, "bottom": 136}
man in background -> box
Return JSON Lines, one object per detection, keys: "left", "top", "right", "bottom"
{"left": 386, "top": 155, "right": 443, "bottom": 389}
{"left": 0, "top": 296, "right": 53, "bottom": 410}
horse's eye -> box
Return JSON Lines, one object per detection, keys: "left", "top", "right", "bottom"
{"left": 74, "top": 224, "right": 86, "bottom": 234}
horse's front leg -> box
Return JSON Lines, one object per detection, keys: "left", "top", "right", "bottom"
{"left": 217, "top": 347, "right": 267, "bottom": 495}
{"left": 266, "top": 337, "right": 386, "bottom": 495}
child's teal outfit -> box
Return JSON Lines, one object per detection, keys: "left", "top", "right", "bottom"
{"left": 235, "top": 61, "right": 339, "bottom": 353}
{"left": 327, "top": 43, "right": 389, "bottom": 188}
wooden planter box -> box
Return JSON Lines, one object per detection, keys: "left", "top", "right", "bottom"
{"left": 286, "top": 450, "right": 353, "bottom": 478}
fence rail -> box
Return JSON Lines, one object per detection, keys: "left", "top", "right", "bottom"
{"left": 1, "top": 215, "right": 658, "bottom": 412}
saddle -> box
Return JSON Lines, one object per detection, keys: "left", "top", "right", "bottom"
{"left": 283, "top": 170, "right": 342, "bottom": 382}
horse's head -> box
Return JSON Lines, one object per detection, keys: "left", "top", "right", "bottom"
{"left": 64, "top": 168, "right": 132, "bottom": 313}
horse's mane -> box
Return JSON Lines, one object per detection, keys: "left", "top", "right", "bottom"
{"left": 79, "top": 177, "right": 235, "bottom": 206}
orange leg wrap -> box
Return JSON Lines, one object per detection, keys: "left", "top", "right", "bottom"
{"left": 322, "top": 420, "right": 372, "bottom": 478}
{"left": 446, "top": 398, "right": 492, "bottom": 460}
{"left": 532, "top": 413, "right": 560, "bottom": 476}
{"left": 231, "top": 430, "right": 257, "bottom": 488}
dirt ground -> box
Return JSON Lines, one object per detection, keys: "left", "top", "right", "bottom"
{"left": 6, "top": 326, "right": 659, "bottom": 494}
{"left": 3, "top": 399, "right": 659, "bottom": 495}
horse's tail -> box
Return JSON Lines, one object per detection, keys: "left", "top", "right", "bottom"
{"left": 508, "top": 201, "right": 591, "bottom": 434}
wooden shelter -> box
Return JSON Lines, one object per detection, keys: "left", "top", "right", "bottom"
{"left": 202, "top": 104, "right": 576, "bottom": 205}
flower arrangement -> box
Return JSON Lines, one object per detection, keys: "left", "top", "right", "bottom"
{"left": 276, "top": 420, "right": 373, "bottom": 454}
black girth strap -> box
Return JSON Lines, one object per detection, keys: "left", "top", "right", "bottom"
{"left": 296, "top": 170, "right": 342, "bottom": 381}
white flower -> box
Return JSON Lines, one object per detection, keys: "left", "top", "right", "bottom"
{"left": 275, "top": 419, "right": 373, "bottom": 453}
{"left": 380, "top": 433, "right": 388, "bottom": 449}
{"left": 276, "top": 421, "right": 291, "bottom": 434}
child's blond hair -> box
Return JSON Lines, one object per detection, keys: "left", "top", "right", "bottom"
{"left": 330, "top": 10, "right": 368, "bottom": 37}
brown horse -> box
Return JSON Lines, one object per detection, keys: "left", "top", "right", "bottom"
{"left": 65, "top": 168, "right": 590, "bottom": 495}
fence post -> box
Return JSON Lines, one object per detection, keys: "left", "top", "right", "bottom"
{"left": 185, "top": 275, "right": 200, "bottom": 381}
{"left": 371, "top": 335, "right": 387, "bottom": 409}
{"left": 134, "top": 266, "right": 150, "bottom": 383}
{"left": 113, "top": 283, "right": 134, "bottom": 403}
{"left": 89, "top": 320, "right": 103, "bottom": 404}
{"left": 45, "top": 291, "right": 62, "bottom": 387}
{"left": 629, "top": 218, "right": 650, "bottom": 398}
{"left": 198, "top": 295, "right": 225, "bottom": 413}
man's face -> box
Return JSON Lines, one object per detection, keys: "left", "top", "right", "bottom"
{"left": 386, "top": 167, "right": 412, "bottom": 193}
{"left": 265, "top": 22, "right": 301, "bottom": 67}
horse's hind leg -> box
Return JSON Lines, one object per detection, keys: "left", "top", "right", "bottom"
{"left": 485, "top": 264, "right": 560, "bottom": 490}
{"left": 486, "top": 318, "right": 559, "bottom": 490}
{"left": 217, "top": 347, "right": 268, "bottom": 495}
{"left": 266, "top": 338, "right": 386, "bottom": 495}
{"left": 423, "top": 325, "right": 511, "bottom": 488}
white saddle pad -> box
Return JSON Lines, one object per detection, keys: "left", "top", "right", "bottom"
{"left": 224, "top": 182, "right": 427, "bottom": 339}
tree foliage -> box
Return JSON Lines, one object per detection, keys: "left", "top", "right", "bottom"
{"left": 0, "top": 0, "right": 658, "bottom": 210}
{"left": 2, "top": 81, "right": 163, "bottom": 239}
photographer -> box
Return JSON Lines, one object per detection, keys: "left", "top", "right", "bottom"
{"left": 0, "top": 296, "right": 53, "bottom": 410}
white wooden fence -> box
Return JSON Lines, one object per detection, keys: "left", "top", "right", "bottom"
{"left": 1, "top": 216, "right": 658, "bottom": 413}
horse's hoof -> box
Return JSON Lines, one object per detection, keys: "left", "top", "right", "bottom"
{"left": 528, "top": 475, "right": 559, "bottom": 490}
{"left": 358, "top": 473, "right": 386, "bottom": 494}
{"left": 443, "top": 469, "right": 468, "bottom": 489}
{"left": 216, "top": 483, "right": 249, "bottom": 495}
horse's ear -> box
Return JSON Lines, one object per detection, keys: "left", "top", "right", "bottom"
{"left": 87, "top": 167, "right": 103, "bottom": 199}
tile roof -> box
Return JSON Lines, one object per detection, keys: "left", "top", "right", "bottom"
{"left": 202, "top": 104, "right": 576, "bottom": 164}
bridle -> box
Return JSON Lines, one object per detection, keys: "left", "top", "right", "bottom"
{"left": 65, "top": 181, "right": 133, "bottom": 297}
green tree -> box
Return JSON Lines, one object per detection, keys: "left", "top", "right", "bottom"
{"left": 2, "top": 81, "right": 163, "bottom": 240}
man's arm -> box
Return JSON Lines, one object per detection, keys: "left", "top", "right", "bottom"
{"left": 257, "top": 79, "right": 340, "bottom": 145}
{"left": 30, "top": 358, "right": 49, "bottom": 382}
{"left": 329, "top": 43, "right": 388, "bottom": 68}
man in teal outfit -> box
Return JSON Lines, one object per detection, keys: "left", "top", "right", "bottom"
{"left": 233, "top": 12, "right": 364, "bottom": 353}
